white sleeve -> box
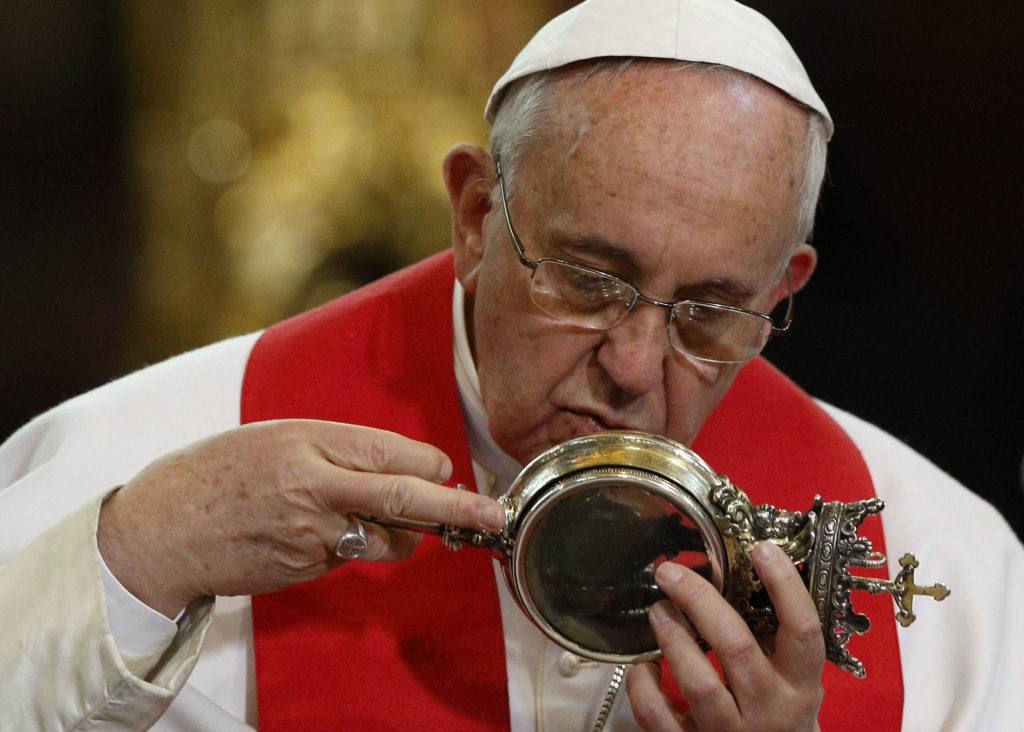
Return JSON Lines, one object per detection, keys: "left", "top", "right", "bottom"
{"left": 0, "top": 494, "right": 215, "bottom": 729}
{"left": 98, "top": 536, "right": 183, "bottom": 672}
{"left": 822, "top": 402, "right": 1024, "bottom": 732}
{"left": 0, "top": 333, "right": 259, "bottom": 730}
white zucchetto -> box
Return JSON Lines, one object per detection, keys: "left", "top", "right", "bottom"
{"left": 485, "top": 0, "right": 832, "bottom": 138}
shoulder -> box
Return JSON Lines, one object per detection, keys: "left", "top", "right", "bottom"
{"left": 0, "top": 333, "right": 260, "bottom": 557}
{"left": 819, "top": 401, "right": 1024, "bottom": 728}
{"left": 4, "top": 332, "right": 261, "bottom": 475}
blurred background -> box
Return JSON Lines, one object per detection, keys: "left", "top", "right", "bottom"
{"left": 2, "top": 1, "right": 1020, "bottom": 538}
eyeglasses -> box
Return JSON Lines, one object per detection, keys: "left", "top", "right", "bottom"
{"left": 494, "top": 157, "right": 794, "bottom": 364}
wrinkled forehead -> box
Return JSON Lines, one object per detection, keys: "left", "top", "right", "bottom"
{"left": 511, "top": 62, "right": 809, "bottom": 195}
{"left": 552, "top": 61, "right": 805, "bottom": 142}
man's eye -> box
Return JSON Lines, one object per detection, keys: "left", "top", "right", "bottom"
{"left": 568, "top": 271, "right": 615, "bottom": 296}
{"left": 579, "top": 274, "right": 611, "bottom": 292}
{"left": 684, "top": 303, "right": 723, "bottom": 323}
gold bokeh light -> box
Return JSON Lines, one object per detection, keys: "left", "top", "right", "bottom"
{"left": 120, "top": 1, "right": 568, "bottom": 366}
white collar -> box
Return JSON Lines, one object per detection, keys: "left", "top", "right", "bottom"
{"left": 452, "top": 281, "right": 524, "bottom": 496}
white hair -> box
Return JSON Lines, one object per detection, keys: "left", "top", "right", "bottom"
{"left": 488, "top": 59, "right": 829, "bottom": 250}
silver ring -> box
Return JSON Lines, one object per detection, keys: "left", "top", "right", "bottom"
{"left": 334, "top": 516, "right": 368, "bottom": 559}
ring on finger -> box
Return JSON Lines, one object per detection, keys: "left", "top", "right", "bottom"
{"left": 334, "top": 516, "right": 369, "bottom": 559}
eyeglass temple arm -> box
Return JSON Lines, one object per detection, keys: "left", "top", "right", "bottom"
{"left": 494, "top": 156, "right": 537, "bottom": 269}
{"left": 772, "top": 266, "right": 795, "bottom": 335}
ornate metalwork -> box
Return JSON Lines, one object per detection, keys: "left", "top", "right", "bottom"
{"left": 366, "top": 431, "right": 950, "bottom": 677}
{"left": 803, "top": 499, "right": 951, "bottom": 676}
{"left": 708, "top": 481, "right": 821, "bottom": 640}
{"left": 439, "top": 486, "right": 515, "bottom": 554}
{"left": 751, "top": 499, "right": 818, "bottom": 565}
{"left": 849, "top": 552, "right": 951, "bottom": 628}
{"left": 805, "top": 499, "right": 886, "bottom": 676}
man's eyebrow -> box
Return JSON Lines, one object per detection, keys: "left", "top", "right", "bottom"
{"left": 557, "top": 233, "right": 639, "bottom": 268}
{"left": 554, "top": 233, "right": 759, "bottom": 304}
{"left": 683, "top": 278, "right": 758, "bottom": 305}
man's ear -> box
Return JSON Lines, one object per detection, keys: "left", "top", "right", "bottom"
{"left": 787, "top": 242, "right": 817, "bottom": 293}
{"left": 443, "top": 143, "right": 494, "bottom": 294}
{"left": 768, "top": 242, "right": 817, "bottom": 309}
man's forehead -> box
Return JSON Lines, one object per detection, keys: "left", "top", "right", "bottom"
{"left": 545, "top": 60, "right": 805, "bottom": 136}
{"left": 520, "top": 64, "right": 808, "bottom": 194}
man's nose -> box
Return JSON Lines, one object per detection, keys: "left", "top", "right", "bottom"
{"left": 595, "top": 303, "right": 671, "bottom": 396}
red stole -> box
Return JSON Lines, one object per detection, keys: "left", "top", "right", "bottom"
{"left": 242, "top": 250, "right": 903, "bottom": 730}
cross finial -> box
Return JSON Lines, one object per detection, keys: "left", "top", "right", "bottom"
{"left": 849, "top": 551, "right": 951, "bottom": 627}
{"left": 891, "top": 552, "right": 951, "bottom": 626}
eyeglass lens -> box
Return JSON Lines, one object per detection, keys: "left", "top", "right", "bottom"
{"left": 530, "top": 260, "right": 771, "bottom": 364}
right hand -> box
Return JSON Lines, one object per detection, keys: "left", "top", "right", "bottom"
{"left": 97, "top": 419, "right": 505, "bottom": 617}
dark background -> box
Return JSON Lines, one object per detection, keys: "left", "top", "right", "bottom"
{"left": 2, "top": 2, "right": 1021, "bottom": 538}
{"left": 749, "top": 1, "right": 1023, "bottom": 540}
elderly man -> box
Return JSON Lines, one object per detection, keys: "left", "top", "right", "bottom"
{"left": 2, "top": 0, "right": 1021, "bottom": 730}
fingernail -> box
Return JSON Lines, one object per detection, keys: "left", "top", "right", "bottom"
{"left": 754, "top": 540, "right": 783, "bottom": 565}
{"left": 437, "top": 458, "right": 453, "bottom": 482}
{"left": 655, "top": 561, "right": 684, "bottom": 585}
{"left": 477, "top": 502, "right": 506, "bottom": 531}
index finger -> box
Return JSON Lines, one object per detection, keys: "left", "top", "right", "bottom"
{"left": 312, "top": 421, "right": 454, "bottom": 483}
{"left": 339, "top": 470, "right": 507, "bottom": 533}
{"left": 753, "top": 541, "right": 825, "bottom": 680}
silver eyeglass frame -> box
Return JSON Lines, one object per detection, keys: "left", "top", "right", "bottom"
{"left": 493, "top": 156, "right": 794, "bottom": 365}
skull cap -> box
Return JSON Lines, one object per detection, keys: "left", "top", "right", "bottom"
{"left": 485, "top": 0, "right": 832, "bottom": 138}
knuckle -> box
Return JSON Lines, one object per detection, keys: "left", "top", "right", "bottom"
{"left": 439, "top": 490, "right": 472, "bottom": 526}
{"left": 276, "top": 512, "right": 321, "bottom": 548}
{"left": 655, "top": 610, "right": 695, "bottom": 646}
{"left": 789, "top": 615, "right": 826, "bottom": 650}
{"left": 327, "top": 426, "right": 396, "bottom": 471}
{"left": 363, "top": 431, "right": 395, "bottom": 470}
{"left": 804, "top": 680, "right": 825, "bottom": 710}
{"left": 672, "top": 572, "right": 715, "bottom": 608}
{"left": 774, "top": 684, "right": 824, "bottom": 729}
{"left": 377, "top": 477, "right": 416, "bottom": 518}
{"left": 715, "top": 630, "right": 759, "bottom": 665}
{"left": 267, "top": 419, "right": 307, "bottom": 448}
{"left": 685, "top": 675, "right": 723, "bottom": 709}
{"left": 628, "top": 696, "right": 662, "bottom": 730}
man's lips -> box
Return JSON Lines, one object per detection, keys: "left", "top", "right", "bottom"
{"left": 564, "top": 408, "right": 639, "bottom": 435}
{"left": 566, "top": 410, "right": 609, "bottom": 436}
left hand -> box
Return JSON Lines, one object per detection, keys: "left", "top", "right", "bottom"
{"left": 625, "top": 541, "right": 825, "bottom": 731}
